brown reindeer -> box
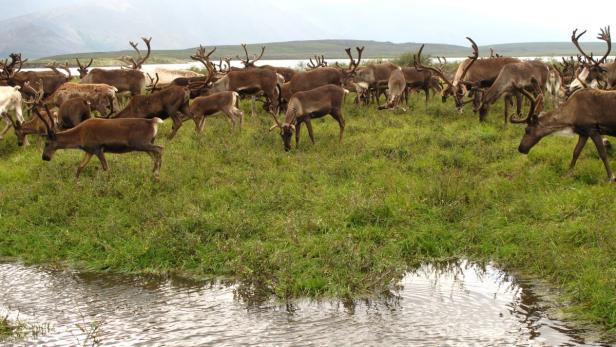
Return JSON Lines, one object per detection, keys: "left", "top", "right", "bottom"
{"left": 1, "top": 54, "right": 72, "bottom": 96}
{"left": 35, "top": 108, "right": 164, "bottom": 179}
{"left": 515, "top": 88, "right": 616, "bottom": 181}
{"left": 114, "top": 85, "right": 191, "bottom": 139}
{"left": 477, "top": 60, "right": 549, "bottom": 122}
{"left": 237, "top": 44, "right": 296, "bottom": 81}
{"left": 270, "top": 84, "right": 347, "bottom": 151}
{"left": 57, "top": 97, "right": 91, "bottom": 129}
{"left": 46, "top": 82, "right": 119, "bottom": 117}
{"left": 282, "top": 47, "right": 364, "bottom": 108}
{"left": 354, "top": 61, "right": 399, "bottom": 106}
{"left": 416, "top": 39, "right": 520, "bottom": 112}
{"left": 186, "top": 59, "right": 244, "bottom": 131}
{"left": 401, "top": 67, "right": 434, "bottom": 108}
{"left": 378, "top": 68, "right": 406, "bottom": 111}
{"left": 77, "top": 57, "right": 146, "bottom": 96}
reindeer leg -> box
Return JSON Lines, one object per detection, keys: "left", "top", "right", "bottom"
{"left": 95, "top": 150, "right": 109, "bottom": 171}
{"left": 0, "top": 117, "right": 11, "bottom": 139}
{"left": 304, "top": 118, "right": 315, "bottom": 144}
{"left": 332, "top": 110, "right": 345, "bottom": 143}
{"left": 567, "top": 135, "right": 588, "bottom": 175}
{"left": 590, "top": 134, "right": 615, "bottom": 181}
{"left": 76, "top": 152, "right": 94, "bottom": 178}
{"left": 145, "top": 145, "right": 163, "bottom": 179}
{"left": 251, "top": 96, "right": 257, "bottom": 117}
{"left": 424, "top": 87, "right": 429, "bottom": 110}
{"left": 167, "top": 114, "right": 182, "bottom": 139}
{"left": 504, "top": 94, "right": 512, "bottom": 124}
{"left": 295, "top": 119, "right": 303, "bottom": 147}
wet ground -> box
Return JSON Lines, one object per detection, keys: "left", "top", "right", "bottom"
{"left": 0, "top": 261, "right": 612, "bottom": 346}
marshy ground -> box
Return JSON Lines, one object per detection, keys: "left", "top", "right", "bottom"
{"left": 1, "top": 93, "right": 615, "bottom": 336}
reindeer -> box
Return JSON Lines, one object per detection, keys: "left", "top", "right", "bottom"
{"left": 378, "top": 68, "right": 407, "bottom": 111}
{"left": 270, "top": 84, "right": 347, "bottom": 151}
{"left": 283, "top": 47, "right": 364, "bottom": 108}
{"left": 114, "top": 84, "right": 191, "bottom": 139}
{"left": 1, "top": 54, "right": 72, "bottom": 96}
{"left": 191, "top": 45, "right": 281, "bottom": 117}
{"left": 477, "top": 60, "right": 549, "bottom": 123}
{"left": 46, "top": 83, "right": 119, "bottom": 117}
{"left": 515, "top": 88, "right": 616, "bottom": 182}
{"left": 568, "top": 30, "right": 613, "bottom": 91}
{"left": 416, "top": 39, "right": 520, "bottom": 112}
{"left": 186, "top": 59, "right": 244, "bottom": 131}
{"left": 354, "top": 61, "right": 399, "bottom": 106}
{"left": 34, "top": 107, "right": 164, "bottom": 179}
{"left": 76, "top": 37, "right": 151, "bottom": 96}
{"left": 0, "top": 85, "right": 25, "bottom": 142}
{"left": 400, "top": 66, "right": 434, "bottom": 108}
{"left": 57, "top": 97, "right": 91, "bottom": 129}
{"left": 568, "top": 27, "right": 611, "bottom": 93}
{"left": 546, "top": 66, "right": 566, "bottom": 107}
{"left": 237, "top": 44, "right": 296, "bottom": 81}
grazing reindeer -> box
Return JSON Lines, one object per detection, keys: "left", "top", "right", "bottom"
{"left": 34, "top": 108, "right": 164, "bottom": 179}
{"left": 416, "top": 39, "right": 520, "bottom": 111}
{"left": 187, "top": 59, "right": 244, "bottom": 131}
{"left": 354, "top": 61, "right": 400, "bottom": 106}
{"left": 12, "top": 83, "right": 54, "bottom": 146}
{"left": 270, "top": 84, "right": 347, "bottom": 151}
{"left": 477, "top": 60, "right": 549, "bottom": 122}
{"left": 378, "top": 68, "right": 407, "bottom": 111}
{"left": 515, "top": 88, "right": 616, "bottom": 182}
{"left": 77, "top": 57, "right": 146, "bottom": 96}
{"left": 46, "top": 83, "right": 119, "bottom": 117}
{"left": 569, "top": 27, "right": 611, "bottom": 93}
{"left": 114, "top": 85, "right": 191, "bottom": 140}
{"left": 0, "top": 85, "right": 25, "bottom": 142}
{"left": 401, "top": 67, "right": 434, "bottom": 108}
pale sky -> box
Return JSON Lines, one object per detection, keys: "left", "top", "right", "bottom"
{"left": 1, "top": 0, "right": 614, "bottom": 46}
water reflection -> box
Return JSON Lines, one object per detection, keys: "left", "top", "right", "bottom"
{"left": 0, "top": 261, "right": 611, "bottom": 346}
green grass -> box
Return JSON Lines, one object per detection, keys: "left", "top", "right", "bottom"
{"left": 1, "top": 95, "right": 615, "bottom": 335}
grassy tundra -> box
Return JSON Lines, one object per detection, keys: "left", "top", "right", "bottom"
{"left": 0, "top": 93, "right": 615, "bottom": 334}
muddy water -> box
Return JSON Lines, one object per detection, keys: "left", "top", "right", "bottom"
{"left": 0, "top": 261, "right": 611, "bottom": 346}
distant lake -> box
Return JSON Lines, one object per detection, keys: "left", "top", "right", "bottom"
{"left": 23, "top": 56, "right": 582, "bottom": 75}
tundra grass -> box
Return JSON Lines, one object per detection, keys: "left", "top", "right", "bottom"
{"left": 0, "top": 95, "right": 615, "bottom": 334}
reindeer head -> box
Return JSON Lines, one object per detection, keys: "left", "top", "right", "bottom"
{"left": 570, "top": 26, "right": 611, "bottom": 92}
{"left": 75, "top": 58, "right": 93, "bottom": 79}
{"left": 510, "top": 90, "right": 546, "bottom": 154}
{"left": 415, "top": 38, "right": 478, "bottom": 111}
{"left": 237, "top": 44, "right": 265, "bottom": 68}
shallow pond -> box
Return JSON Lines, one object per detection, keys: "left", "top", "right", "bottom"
{"left": 0, "top": 261, "right": 611, "bottom": 346}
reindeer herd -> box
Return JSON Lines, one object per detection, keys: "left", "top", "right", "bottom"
{"left": 1, "top": 26, "right": 616, "bottom": 181}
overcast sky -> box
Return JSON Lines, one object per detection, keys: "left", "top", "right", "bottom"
{"left": 1, "top": 0, "right": 613, "bottom": 46}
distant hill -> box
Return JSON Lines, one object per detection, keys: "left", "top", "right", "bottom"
{"left": 28, "top": 40, "right": 614, "bottom": 67}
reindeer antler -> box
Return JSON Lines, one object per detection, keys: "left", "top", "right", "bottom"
{"left": 572, "top": 27, "right": 611, "bottom": 66}
{"left": 118, "top": 37, "right": 152, "bottom": 69}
